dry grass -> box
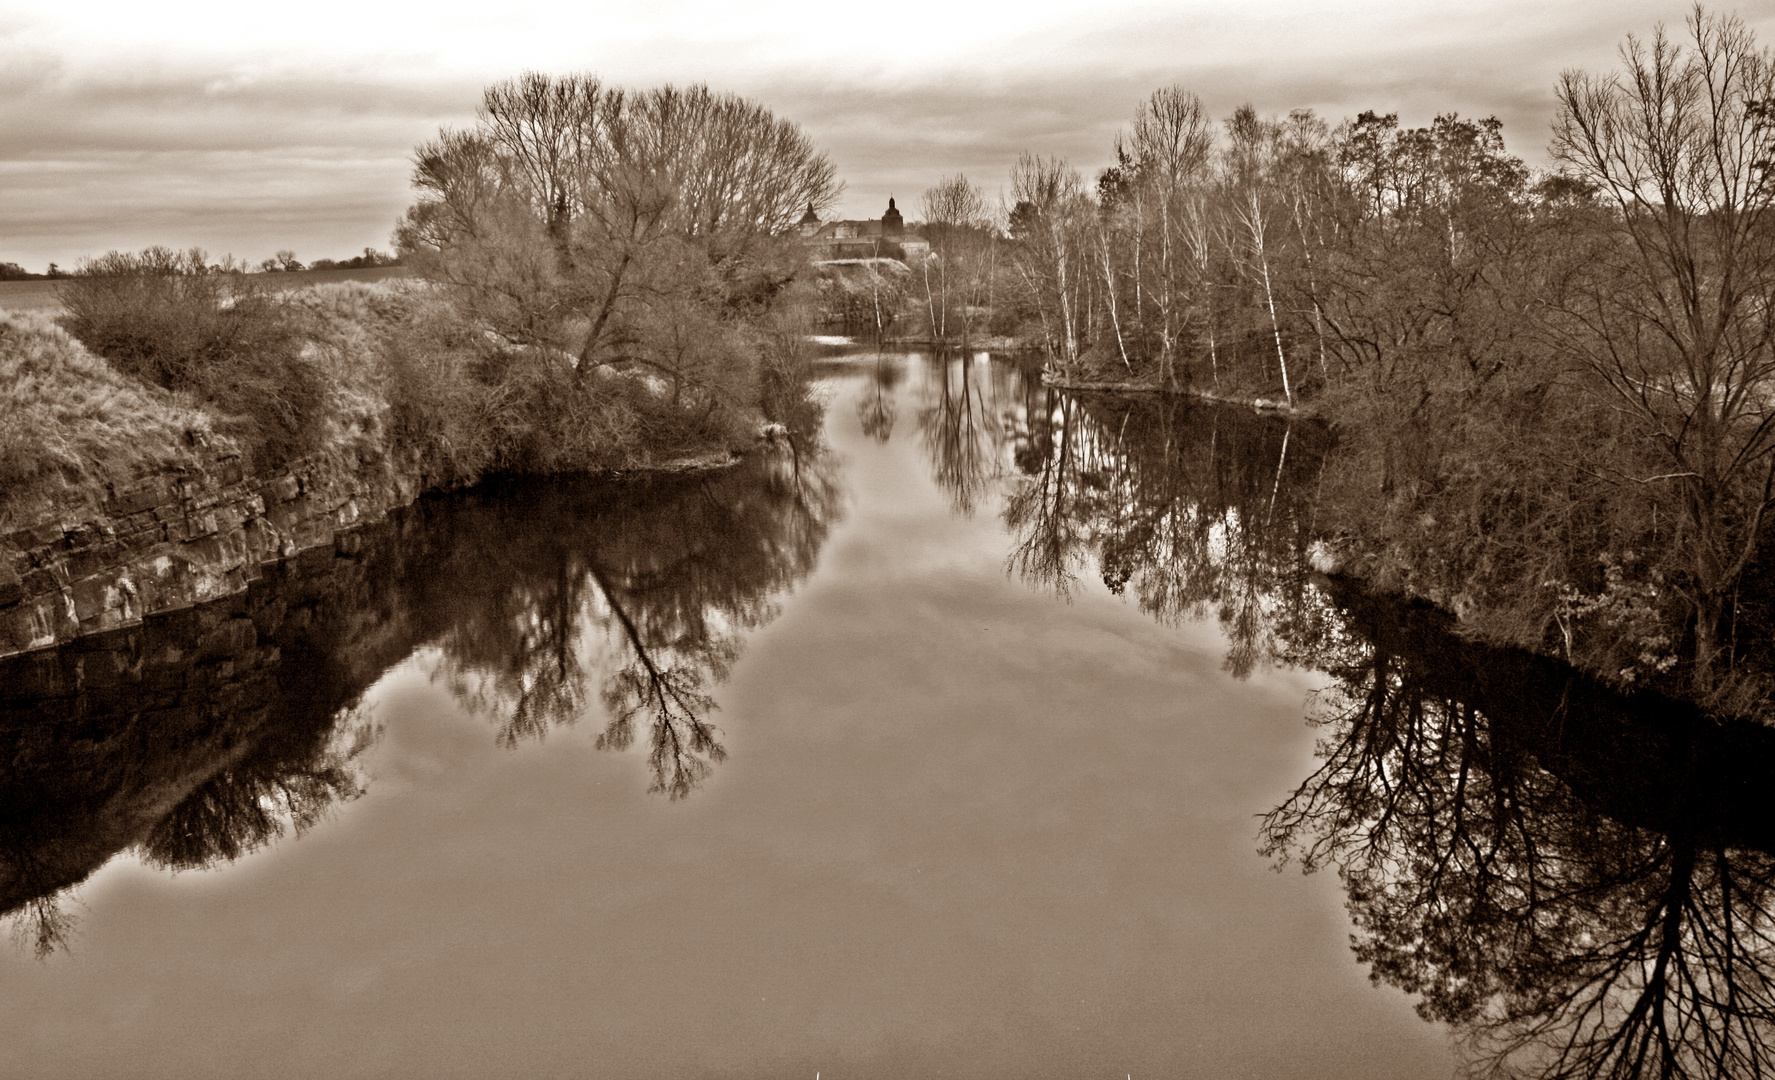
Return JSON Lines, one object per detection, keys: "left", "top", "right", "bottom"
{"left": 0, "top": 311, "right": 229, "bottom": 528}
{"left": 286, "top": 281, "right": 401, "bottom": 465}
{"left": 0, "top": 268, "right": 413, "bottom": 318}
{"left": 292, "top": 280, "right": 516, "bottom": 485}
{"left": 6, "top": 268, "right": 806, "bottom": 532}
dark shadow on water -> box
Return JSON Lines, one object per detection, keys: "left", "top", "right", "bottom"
{"left": 1265, "top": 581, "right": 1775, "bottom": 1079}
{"left": 12, "top": 344, "right": 1775, "bottom": 1076}
{"left": 0, "top": 445, "right": 839, "bottom": 954}
{"left": 952, "top": 366, "right": 1775, "bottom": 1079}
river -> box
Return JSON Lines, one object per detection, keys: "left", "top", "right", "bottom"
{"left": 5, "top": 349, "right": 1768, "bottom": 1078}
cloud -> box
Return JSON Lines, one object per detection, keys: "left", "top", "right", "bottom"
{"left": 0, "top": 56, "right": 480, "bottom": 266}
{"left": 0, "top": 150, "right": 414, "bottom": 268}
{"left": 735, "top": 0, "right": 1774, "bottom": 218}
{"left": 4, "top": 0, "right": 1775, "bottom": 266}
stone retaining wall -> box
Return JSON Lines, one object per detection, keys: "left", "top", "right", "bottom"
{"left": 0, "top": 446, "right": 419, "bottom": 659}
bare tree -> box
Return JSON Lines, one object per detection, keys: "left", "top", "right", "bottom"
{"left": 1124, "top": 87, "right": 1215, "bottom": 377}
{"left": 920, "top": 173, "right": 990, "bottom": 342}
{"left": 1007, "top": 154, "right": 1090, "bottom": 367}
{"left": 1551, "top": 6, "right": 1775, "bottom": 694}
{"left": 1223, "top": 105, "right": 1295, "bottom": 405}
{"left": 398, "top": 73, "right": 841, "bottom": 404}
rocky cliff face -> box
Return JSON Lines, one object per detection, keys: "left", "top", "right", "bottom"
{"left": 0, "top": 446, "right": 419, "bottom": 660}
{"left": 0, "top": 496, "right": 427, "bottom": 926}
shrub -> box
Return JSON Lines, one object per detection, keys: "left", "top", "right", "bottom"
{"left": 315, "top": 283, "right": 516, "bottom": 486}
{"left": 753, "top": 301, "right": 825, "bottom": 439}
{"left": 324, "top": 281, "right": 760, "bottom": 481}
{"left": 58, "top": 247, "right": 328, "bottom": 468}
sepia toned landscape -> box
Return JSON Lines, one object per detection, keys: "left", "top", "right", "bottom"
{"left": 8, "top": 2, "right": 1775, "bottom": 1077}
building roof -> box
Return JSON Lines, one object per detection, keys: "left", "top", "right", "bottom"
{"left": 801, "top": 200, "right": 928, "bottom": 263}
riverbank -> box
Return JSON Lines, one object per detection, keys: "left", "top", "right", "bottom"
{"left": 1043, "top": 380, "right": 1760, "bottom": 713}
{"left": 1040, "top": 372, "right": 1310, "bottom": 416}
{"left": 0, "top": 276, "right": 800, "bottom": 661}
{"left": 0, "top": 435, "right": 757, "bottom": 661}
{"left": 810, "top": 333, "right": 1021, "bottom": 352}
{"left": 0, "top": 441, "right": 404, "bottom": 659}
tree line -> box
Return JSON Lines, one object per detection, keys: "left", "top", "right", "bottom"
{"left": 0, "top": 249, "right": 402, "bottom": 281}
{"left": 888, "top": 5, "right": 1775, "bottom": 710}
{"left": 32, "top": 9, "right": 1775, "bottom": 706}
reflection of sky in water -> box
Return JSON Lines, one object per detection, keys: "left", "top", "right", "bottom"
{"left": 0, "top": 356, "right": 1452, "bottom": 1079}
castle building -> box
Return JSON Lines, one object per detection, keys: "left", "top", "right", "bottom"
{"left": 799, "top": 198, "right": 929, "bottom": 263}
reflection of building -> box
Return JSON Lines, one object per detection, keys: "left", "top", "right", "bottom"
{"left": 799, "top": 198, "right": 930, "bottom": 263}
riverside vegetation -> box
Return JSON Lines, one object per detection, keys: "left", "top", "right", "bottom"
{"left": 9, "top": 8, "right": 1775, "bottom": 711}
{"left": 848, "top": 6, "right": 1775, "bottom": 715}
{"left": 1, "top": 73, "right": 835, "bottom": 536}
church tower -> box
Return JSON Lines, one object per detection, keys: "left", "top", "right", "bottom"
{"left": 881, "top": 197, "right": 903, "bottom": 237}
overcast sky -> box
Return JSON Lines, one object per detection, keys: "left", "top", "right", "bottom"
{"left": 4, "top": 0, "right": 1775, "bottom": 271}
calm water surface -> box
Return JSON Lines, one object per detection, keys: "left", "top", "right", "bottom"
{"left": 2, "top": 353, "right": 1467, "bottom": 1077}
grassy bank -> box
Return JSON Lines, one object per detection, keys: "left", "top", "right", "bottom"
{"left": 0, "top": 273, "right": 816, "bottom": 533}
{"left": 0, "top": 311, "right": 226, "bottom": 528}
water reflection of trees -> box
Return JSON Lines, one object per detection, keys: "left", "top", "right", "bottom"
{"left": 1005, "top": 389, "right": 1331, "bottom": 675}
{"left": 856, "top": 354, "right": 900, "bottom": 443}
{"left": 0, "top": 443, "right": 838, "bottom": 951}
{"left": 902, "top": 364, "right": 1335, "bottom": 672}
{"left": 995, "top": 382, "right": 1775, "bottom": 1077}
{"left": 139, "top": 705, "right": 374, "bottom": 873}
{"left": 1264, "top": 583, "right": 1775, "bottom": 1079}
{"left": 0, "top": 600, "right": 389, "bottom": 956}
{"left": 426, "top": 450, "right": 838, "bottom": 797}
{"left": 914, "top": 350, "right": 1023, "bottom": 517}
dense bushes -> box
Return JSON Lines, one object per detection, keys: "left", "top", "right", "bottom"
{"left": 27, "top": 239, "right": 819, "bottom": 527}
{"left": 297, "top": 281, "right": 785, "bottom": 485}
{"left": 58, "top": 248, "right": 328, "bottom": 467}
